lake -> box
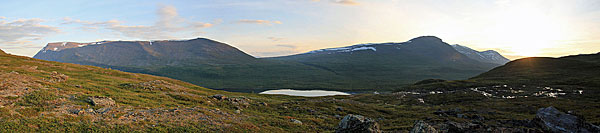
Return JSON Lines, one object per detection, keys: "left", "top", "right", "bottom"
{"left": 259, "top": 89, "right": 351, "bottom": 97}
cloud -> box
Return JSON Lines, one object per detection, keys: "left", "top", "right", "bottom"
{"left": 62, "top": 5, "right": 214, "bottom": 40}
{"left": 331, "top": 0, "right": 359, "bottom": 5}
{"left": 0, "top": 16, "right": 6, "bottom": 19}
{"left": 237, "top": 19, "right": 282, "bottom": 25}
{"left": 253, "top": 50, "right": 299, "bottom": 57}
{"left": 275, "top": 44, "right": 297, "bottom": 49}
{"left": 267, "top": 37, "right": 284, "bottom": 42}
{"left": 0, "top": 18, "right": 60, "bottom": 47}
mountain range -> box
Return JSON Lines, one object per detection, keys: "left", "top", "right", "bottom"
{"left": 33, "top": 36, "right": 508, "bottom": 91}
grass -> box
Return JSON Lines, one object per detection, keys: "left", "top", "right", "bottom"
{"left": 2, "top": 51, "right": 600, "bottom": 132}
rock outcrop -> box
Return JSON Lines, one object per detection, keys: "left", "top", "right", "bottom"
{"left": 410, "top": 120, "right": 437, "bottom": 133}
{"left": 533, "top": 106, "right": 600, "bottom": 133}
{"left": 50, "top": 71, "right": 68, "bottom": 82}
{"left": 88, "top": 96, "right": 116, "bottom": 107}
{"left": 335, "top": 114, "right": 381, "bottom": 133}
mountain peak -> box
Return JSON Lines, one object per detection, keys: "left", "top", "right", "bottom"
{"left": 409, "top": 36, "right": 443, "bottom": 43}
{"left": 451, "top": 44, "right": 510, "bottom": 65}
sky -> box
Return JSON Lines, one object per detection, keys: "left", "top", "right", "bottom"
{"left": 1, "top": 0, "right": 599, "bottom": 60}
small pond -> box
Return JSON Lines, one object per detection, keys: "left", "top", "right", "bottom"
{"left": 259, "top": 89, "right": 351, "bottom": 97}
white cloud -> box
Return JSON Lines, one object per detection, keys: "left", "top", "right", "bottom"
{"left": 331, "top": 0, "right": 359, "bottom": 5}
{"left": 267, "top": 37, "right": 284, "bottom": 42}
{"left": 0, "top": 18, "right": 60, "bottom": 47}
{"left": 62, "top": 5, "right": 214, "bottom": 40}
{"left": 237, "top": 19, "right": 282, "bottom": 25}
{"left": 275, "top": 44, "right": 297, "bottom": 49}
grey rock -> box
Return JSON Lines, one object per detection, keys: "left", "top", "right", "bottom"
{"left": 291, "top": 119, "right": 302, "bottom": 124}
{"left": 410, "top": 120, "right": 438, "bottom": 133}
{"left": 211, "top": 94, "right": 226, "bottom": 100}
{"left": 335, "top": 114, "right": 381, "bottom": 133}
{"left": 88, "top": 96, "right": 116, "bottom": 107}
{"left": 533, "top": 106, "right": 600, "bottom": 133}
{"left": 95, "top": 107, "right": 112, "bottom": 114}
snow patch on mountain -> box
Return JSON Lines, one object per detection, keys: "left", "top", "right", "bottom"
{"left": 305, "top": 42, "right": 402, "bottom": 54}
{"left": 351, "top": 47, "right": 376, "bottom": 52}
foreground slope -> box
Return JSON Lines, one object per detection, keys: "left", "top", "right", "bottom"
{"left": 1, "top": 50, "right": 348, "bottom": 132}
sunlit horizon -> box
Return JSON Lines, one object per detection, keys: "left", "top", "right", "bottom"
{"left": 1, "top": 0, "right": 599, "bottom": 60}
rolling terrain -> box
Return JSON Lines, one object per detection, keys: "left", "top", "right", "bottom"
{"left": 3, "top": 49, "right": 600, "bottom": 132}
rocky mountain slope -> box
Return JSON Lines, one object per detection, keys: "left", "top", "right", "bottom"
{"left": 33, "top": 36, "right": 507, "bottom": 91}
{"left": 452, "top": 44, "right": 510, "bottom": 65}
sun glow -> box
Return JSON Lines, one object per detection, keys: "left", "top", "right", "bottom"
{"left": 487, "top": 3, "right": 573, "bottom": 57}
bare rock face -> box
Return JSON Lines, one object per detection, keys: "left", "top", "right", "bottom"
{"left": 335, "top": 114, "right": 381, "bottom": 133}
{"left": 533, "top": 106, "right": 600, "bottom": 133}
{"left": 88, "top": 96, "right": 116, "bottom": 107}
{"left": 410, "top": 120, "right": 438, "bottom": 133}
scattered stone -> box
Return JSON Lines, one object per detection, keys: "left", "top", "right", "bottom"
{"left": 259, "top": 102, "right": 268, "bottom": 106}
{"left": 85, "top": 108, "right": 95, "bottom": 114}
{"left": 335, "top": 114, "right": 381, "bottom": 133}
{"left": 95, "top": 107, "right": 112, "bottom": 114}
{"left": 410, "top": 120, "right": 437, "bottom": 133}
{"left": 291, "top": 119, "right": 302, "bottom": 125}
{"left": 212, "top": 94, "right": 226, "bottom": 100}
{"left": 417, "top": 98, "right": 425, "bottom": 104}
{"left": 334, "top": 114, "right": 342, "bottom": 119}
{"left": 336, "top": 107, "right": 344, "bottom": 112}
{"left": 533, "top": 106, "right": 600, "bottom": 132}
{"left": 122, "top": 80, "right": 180, "bottom": 91}
{"left": 50, "top": 71, "right": 68, "bottom": 82}
{"left": 88, "top": 96, "right": 116, "bottom": 107}
{"left": 457, "top": 114, "right": 465, "bottom": 119}
{"left": 234, "top": 110, "right": 241, "bottom": 114}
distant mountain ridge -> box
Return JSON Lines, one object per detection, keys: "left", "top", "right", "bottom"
{"left": 34, "top": 38, "right": 255, "bottom": 67}
{"left": 451, "top": 44, "right": 510, "bottom": 65}
{"left": 33, "top": 36, "right": 508, "bottom": 91}
{"left": 472, "top": 53, "right": 600, "bottom": 87}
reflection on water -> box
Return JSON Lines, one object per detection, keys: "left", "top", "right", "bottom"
{"left": 259, "top": 89, "right": 350, "bottom": 97}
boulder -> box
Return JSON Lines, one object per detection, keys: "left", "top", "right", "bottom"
{"left": 533, "top": 106, "right": 600, "bottom": 132}
{"left": 291, "top": 119, "right": 302, "bottom": 125}
{"left": 50, "top": 71, "right": 68, "bottom": 82}
{"left": 410, "top": 120, "right": 438, "bottom": 133}
{"left": 212, "top": 94, "right": 226, "bottom": 100}
{"left": 88, "top": 96, "right": 116, "bottom": 107}
{"left": 335, "top": 114, "right": 381, "bottom": 133}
